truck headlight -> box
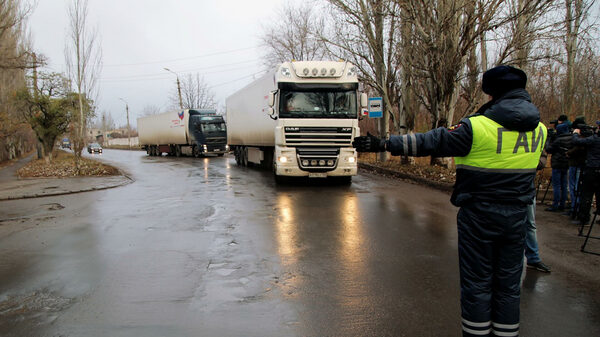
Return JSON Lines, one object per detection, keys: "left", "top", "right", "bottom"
{"left": 225, "top": 145, "right": 230, "bottom": 151}
{"left": 348, "top": 156, "right": 356, "bottom": 163}
{"left": 278, "top": 156, "right": 288, "bottom": 163}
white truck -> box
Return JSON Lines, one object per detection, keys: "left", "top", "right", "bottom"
{"left": 226, "top": 60, "right": 367, "bottom": 183}
{"left": 138, "top": 109, "right": 228, "bottom": 157}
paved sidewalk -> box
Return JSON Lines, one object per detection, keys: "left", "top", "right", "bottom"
{"left": 0, "top": 155, "right": 133, "bottom": 201}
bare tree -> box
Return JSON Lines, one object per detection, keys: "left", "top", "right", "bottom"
{"left": 65, "top": 0, "right": 102, "bottom": 173}
{"left": 169, "top": 73, "right": 215, "bottom": 110}
{"left": 320, "top": 0, "right": 402, "bottom": 162}
{"left": 141, "top": 104, "right": 161, "bottom": 116}
{"left": 563, "top": 0, "right": 595, "bottom": 117}
{"left": 0, "top": 0, "right": 40, "bottom": 162}
{"left": 261, "top": 1, "right": 327, "bottom": 67}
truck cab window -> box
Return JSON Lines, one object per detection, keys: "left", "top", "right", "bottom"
{"left": 279, "top": 90, "right": 357, "bottom": 119}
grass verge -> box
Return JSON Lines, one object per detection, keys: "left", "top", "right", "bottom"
{"left": 18, "top": 150, "right": 120, "bottom": 178}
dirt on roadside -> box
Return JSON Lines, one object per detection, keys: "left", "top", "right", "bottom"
{"left": 17, "top": 150, "right": 120, "bottom": 178}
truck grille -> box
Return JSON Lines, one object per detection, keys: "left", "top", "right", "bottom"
{"left": 296, "top": 147, "right": 339, "bottom": 172}
{"left": 284, "top": 127, "right": 353, "bottom": 147}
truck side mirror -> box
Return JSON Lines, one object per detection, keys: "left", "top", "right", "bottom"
{"left": 360, "top": 93, "right": 368, "bottom": 108}
{"left": 268, "top": 92, "right": 276, "bottom": 107}
{"left": 267, "top": 107, "right": 277, "bottom": 120}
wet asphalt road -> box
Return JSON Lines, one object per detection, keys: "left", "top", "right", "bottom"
{"left": 0, "top": 149, "right": 599, "bottom": 337}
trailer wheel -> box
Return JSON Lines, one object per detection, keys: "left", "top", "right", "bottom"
{"left": 242, "top": 147, "right": 248, "bottom": 166}
{"left": 234, "top": 147, "right": 241, "bottom": 165}
{"left": 150, "top": 146, "right": 155, "bottom": 156}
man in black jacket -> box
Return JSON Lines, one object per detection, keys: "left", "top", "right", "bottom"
{"left": 353, "top": 65, "right": 545, "bottom": 337}
{"left": 545, "top": 123, "right": 571, "bottom": 211}
{"left": 572, "top": 126, "right": 600, "bottom": 225}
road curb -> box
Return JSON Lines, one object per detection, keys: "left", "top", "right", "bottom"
{"left": 358, "top": 162, "right": 454, "bottom": 192}
{"left": 0, "top": 174, "right": 135, "bottom": 201}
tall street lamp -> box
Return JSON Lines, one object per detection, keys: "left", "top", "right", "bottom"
{"left": 119, "top": 97, "right": 131, "bottom": 150}
{"left": 164, "top": 67, "right": 183, "bottom": 109}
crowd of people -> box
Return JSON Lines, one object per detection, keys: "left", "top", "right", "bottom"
{"left": 544, "top": 114, "right": 600, "bottom": 228}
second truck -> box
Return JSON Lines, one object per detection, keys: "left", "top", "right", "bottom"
{"left": 138, "top": 109, "right": 228, "bottom": 157}
{"left": 226, "top": 60, "right": 367, "bottom": 183}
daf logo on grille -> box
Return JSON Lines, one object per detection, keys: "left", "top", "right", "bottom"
{"left": 285, "top": 127, "right": 300, "bottom": 132}
{"left": 340, "top": 127, "right": 352, "bottom": 132}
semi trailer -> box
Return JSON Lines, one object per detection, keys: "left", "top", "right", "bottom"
{"left": 226, "top": 60, "right": 367, "bottom": 183}
{"left": 138, "top": 109, "right": 228, "bottom": 157}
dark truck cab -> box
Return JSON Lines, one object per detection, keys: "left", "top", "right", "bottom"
{"left": 188, "top": 109, "right": 228, "bottom": 157}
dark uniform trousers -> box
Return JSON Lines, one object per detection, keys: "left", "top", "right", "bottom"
{"left": 577, "top": 168, "right": 600, "bottom": 223}
{"left": 458, "top": 201, "right": 527, "bottom": 337}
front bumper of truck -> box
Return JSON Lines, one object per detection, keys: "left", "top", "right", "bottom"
{"left": 273, "top": 146, "right": 357, "bottom": 177}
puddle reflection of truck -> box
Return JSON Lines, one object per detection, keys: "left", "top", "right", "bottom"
{"left": 138, "top": 109, "right": 228, "bottom": 157}
{"left": 226, "top": 60, "right": 367, "bottom": 183}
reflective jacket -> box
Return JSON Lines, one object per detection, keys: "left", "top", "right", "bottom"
{"left": 386, "top": 88, "right": 544, "bottom": 206}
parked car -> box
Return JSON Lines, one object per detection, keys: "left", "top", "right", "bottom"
{"left": 87, "top": 143, "right": 103, "bottom": 154}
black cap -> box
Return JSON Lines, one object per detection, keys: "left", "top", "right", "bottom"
{"left": 558, "top": 114, "right": 568, "bottom": 122}
{"left": 482, "top": 65, "right": 527, "bottom": 98}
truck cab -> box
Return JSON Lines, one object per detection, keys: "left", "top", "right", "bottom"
{"left": 227, "top": 60, "right": 368, "bottom": 183}
{"left": 188, "top": 110, "right": 228, "bottom": 156}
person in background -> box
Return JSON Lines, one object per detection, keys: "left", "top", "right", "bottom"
{"left": 565, "top": 116, "right": 588, "bottom": 217}
{"left": 525, "top": 149, "right": 551, "bottom": 273}
{"left": 545, "top": 123, "right": 571, "bottom": 212}
{"left": 353, "top": 65, "right": 545, "bottom": 337}
{"left": 572, "top": 125, "right": 600, "bottom": 226}
{"left": 557, "top": 114, "right": 571, "bottom": 129}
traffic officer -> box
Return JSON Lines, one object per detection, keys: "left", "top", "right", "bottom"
{"left": 353, "top": 65, "right": 545, "bottom": 337}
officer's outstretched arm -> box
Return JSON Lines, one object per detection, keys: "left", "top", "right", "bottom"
{"left": 386, "top": 120, "right": 473, "bottom": 157}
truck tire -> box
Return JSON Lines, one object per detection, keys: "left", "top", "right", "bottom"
{"left": 175, "top": 145, "right": 181, "bottom": 157}
{"left": 241, "top": 147, "right": 248, "bottom": 166}
{"left": 233, "top": 146, "right": 242, "bottom": 166}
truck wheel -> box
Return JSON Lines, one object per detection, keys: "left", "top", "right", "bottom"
{"left": 175, "top": 145, "right": 181, "bottom": 157}
{"left": 193, "top": 146, "right": 199, "bottom": 158}
{"left": 150, "top": 146, "right": 155, "bottom": 156}
{"left": 242, "top": 147, "right": 248, "bottom": 166}
{"left": 234, "top": 147, "right": 241, "bottom": 165}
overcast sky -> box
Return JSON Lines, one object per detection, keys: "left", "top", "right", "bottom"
{"left": 28, "top": 0, "right": 294, "bottom": 128}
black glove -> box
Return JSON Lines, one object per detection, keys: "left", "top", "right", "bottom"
{"left": 352, "top": 132, "right": 387, "bottom": 152}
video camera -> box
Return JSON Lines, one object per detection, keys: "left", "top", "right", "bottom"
{"left": 573, "top": 122, "right": 598, "bottom": 137}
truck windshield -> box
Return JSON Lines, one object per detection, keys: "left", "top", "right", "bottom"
{"left": 201, "top": 122, "right": 226, "bottom": 132}
{"left": 279, "top": 90, "right": 357, "bottom": 119}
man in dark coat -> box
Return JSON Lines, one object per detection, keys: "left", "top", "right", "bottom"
{"left": 545, "top": 123, "right": 571, "bottom": 211}
{"left": 353, "top": 65, "right": 545, "bottom": 337}
{"left": 572, "top": 126, "right": 600, "bottom": 225}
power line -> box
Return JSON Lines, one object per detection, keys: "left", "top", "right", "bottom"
{"left": 208, "top": 70, "right": 267, "bottom": 89}
{"left": 99, "top": 59, "right": 261, "bottom": 82}
{"left": 102, "top": 46, "right": 259, "bottom": 67}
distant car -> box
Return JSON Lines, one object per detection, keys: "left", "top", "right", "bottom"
{"left": 87, "top": 143, "right": 103, "bottom": 154}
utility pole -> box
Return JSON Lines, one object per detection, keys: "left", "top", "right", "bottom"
{"left": 119, "top": 98, "right": 131, "bottom": 150}
{"left": 164, "top": 67, "right": 183, "bottom": 109}
{"left": 32, "top": 52, "right": 43, "bottom": 159}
